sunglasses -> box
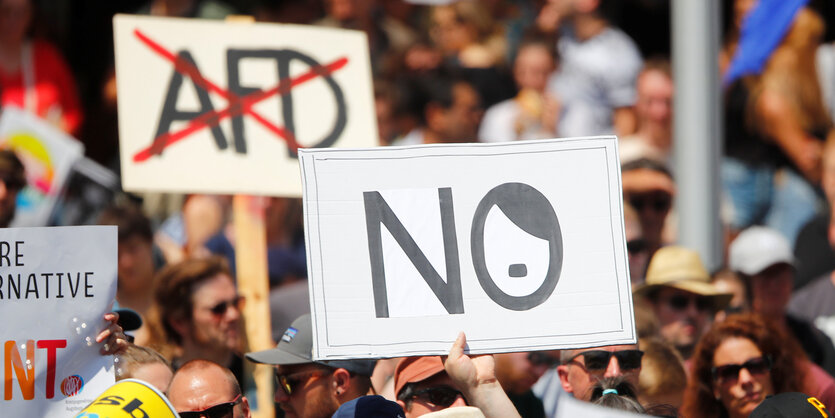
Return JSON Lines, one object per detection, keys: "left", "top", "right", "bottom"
{"left": 566, "top": 350, "right": 644, "bottom": 371}
{"left": 662, "top": 294, "right": 713, "bottom": 312}
{"left": 178, "top": 394, "right": 242, "bottom": 418}
{"left": 409, "top": 386, "right": 466, "bottom": 408}
{"left": 275, "top": 369, "right": 330, "bottom": 396}
{"left": 629, "top": 194, "right": 671, "bottom": 213}
{"left": 208, "top": 296, "right": 244, "bottom": 317}
{"left": 711, "top": 356, "right": 772, "bottom": 383}
{"left": 626, "top": 239, "right": 647, "bottom": 255}
{"left": 528, "top": 351, "right": 560, "bottom": 368}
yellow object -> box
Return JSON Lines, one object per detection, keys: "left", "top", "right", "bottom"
{"left": 73, "top": 378, "right": 177, "bottom": 418}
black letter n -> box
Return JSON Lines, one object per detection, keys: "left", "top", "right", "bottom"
{"left": 363, "top": 188, "right": 463, "bottom": 318}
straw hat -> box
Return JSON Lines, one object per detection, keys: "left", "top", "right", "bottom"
{"left": 633, "top": 246, "right": 733, "bottom": 310}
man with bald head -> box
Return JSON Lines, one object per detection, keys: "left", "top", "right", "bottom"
{"left": 167, "top": 359, "right": 251, "bottom": 418}
{"left": 556, "top": 344, "right": 643, "bottom": 401}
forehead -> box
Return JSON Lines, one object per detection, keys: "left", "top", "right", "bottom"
{"left": 169, "top": 368, "right": 234, "bottom": 411}
{"left": 576, "top": 344, "right": 638, "bottom": 355}
{"left": 191, "top": 273, "right": 235, "bottom": 300}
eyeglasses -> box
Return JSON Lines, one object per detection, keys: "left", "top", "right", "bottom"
{"left": 662, "top": 294, "right": 713, "bottom": 312}
{"left": 274, "top": 369, "right": 330, "bottom": 396}
{"left": 528, "top": 351, "right": 560, "bottom": 368}
{"left": 711, "top": 356, "right": 772, "bottom": 383}
{"left": 409, "top": 386, "right": 466, "bottom": 408}
{"left": 566, "top": 350, "right": 644, "bottom": 371}
{"left": 208, "top": 296, "right": 244, "bottom": 317}
{"left": 626, "top": 239, "right": 647, "bottom": 255}
{"left": 178, "top": 394, "right": 242, "bottom": 418}
{"left": 628, "top": 193, "right": 671, "bottom": 213}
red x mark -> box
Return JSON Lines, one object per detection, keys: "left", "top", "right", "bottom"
{"left": 131, "top": 29, "right": 349, "bottom": 163}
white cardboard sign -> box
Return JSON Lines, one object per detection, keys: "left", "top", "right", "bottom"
{"left": 114, "top": 14, "right": 378, "bottom": 196}
{"left": 300, "top": 137, "right": 635, "bottom": 359}
{"left": 0, "top": 226, "right": 117, "bottom": 415}
{"left": 0, "top": 108, "right": 85, "bottom": 227}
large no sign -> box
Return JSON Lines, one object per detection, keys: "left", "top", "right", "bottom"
{"left": 113, "top": 15, "right": 377, "bottom": 196}
{"left": 300, "top": 137, "right": 636, "bottom": 359}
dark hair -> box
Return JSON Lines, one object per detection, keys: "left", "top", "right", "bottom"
{"left": 154, "top": 256, "right": 232, "bottom": 345}
{"left": 97, "top": 203, "right": 153, "bottom": 243}
{"left": 590, "top": 377, "right": 646, "bottom": 413}
{"left": 0, "top": 150, "right": 26, "bottom": 191}
{"left": 681, "top": 313, "right": 808, "bottom": 418}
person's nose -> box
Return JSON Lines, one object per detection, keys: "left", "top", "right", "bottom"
{"left": 451, "top": 394, "right": 467, "bottom": 407}
{"left": 738, "top": 367, "right": 755, "bottom": 387}
{"left": 604, "top": 355, "right": 622, "bottom": 378}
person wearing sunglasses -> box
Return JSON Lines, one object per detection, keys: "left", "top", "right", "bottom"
{"left": 168, "top": 359, "right": 250, "bottom": 418}
{"left": 556, "top": 344, "right": 644, "bottom": 402}
{"left": 681, "top": 314, "right": 811, "bottom": 418}
{"left": 153, "top": 257, "right": 245, "bottom": 384}
{"left": 633, "top": 246, "right": 732, "bottom": 359}
{"left": 621, "top": 157, "right": 676, "bottom": 258}
{"left": 394, "top": 355, "right": 468, "bottom": 417}
{"left": 246, "top": 314, "right": 377, "bottom": 418}
{"left": 731, "top": 226, "right": 835, "bottom": 378}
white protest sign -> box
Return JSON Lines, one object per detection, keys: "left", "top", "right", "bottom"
{"left": 300, "top": 136, "right": 635, "bottom": 359}
{"left": 114, "top": 14, "right": 378, "bottom": 196}
{"left": 0, "top": 226, "right": 117, "bottom": 415}
{"left": 0, "top": 108, "right": 85, "bottom": 227}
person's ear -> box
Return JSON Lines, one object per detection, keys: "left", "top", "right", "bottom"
{"left": 167, "top": 315, "right": 191, "bottom": 340}
{"left": 240, "top": 396, "right": 251, "bottom": 416}
{"left": 332, "top": 368, "right": 351, "bottom": 397}
{"left": 557, "top": 365, "right": 574, "bottom": 394}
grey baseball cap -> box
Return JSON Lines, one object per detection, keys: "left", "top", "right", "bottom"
{"left": 245, "top": 314, "right": 376, "bottom": 377}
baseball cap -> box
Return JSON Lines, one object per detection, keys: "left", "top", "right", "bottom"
{"left": 729, "top": 226, "right": 795, "bottom": 276}
{"left": 332, "top": 395, "right": 405, "bottom": 418}
{"left": 633, "top": 246, "right": 733, "bottom": 310}
{"left": 750, "top": 392, "right": 831, "bottom": 418}
{"left": 245, "top": 314, "right": 376, "bottom": 376}
{"left": 394, "top": 356, "right": 446, "bottom": 397}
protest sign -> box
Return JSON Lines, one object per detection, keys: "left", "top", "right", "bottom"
{"left": 74, "top": 379, "right": 178, "bottom": 418}
{"left": 113, "top": 14, "right": 378, "bottom": 196}
{"left": 0, "top": 226, "right": 117, "bottom": 415}
{"left": 300, "top": 136, "right": 636, "bottom": 359}
{"left": 0, "top": 108, "right": 85, "bottom": 227}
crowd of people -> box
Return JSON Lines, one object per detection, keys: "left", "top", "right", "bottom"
{"left": 3, "top": 0, "right": 835, "bottom": 416}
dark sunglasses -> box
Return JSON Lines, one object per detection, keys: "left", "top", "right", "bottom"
{"left": 626, "top": 239, "right": 647, "bottom": 255}
{"left": 275, "top": 369, "right": 329, "bottom": 396}
{"left": 711, "top": 356, "right": 772, "bottom": 383}
{"left": 178, "top": 394, "right": 242, "bottom": 418}
{"left": 209, "top": 296, "right": 244, "bottom": 316}
{"left": 663, "top": 294, "right": 713, "bottom": 312}
{"left": 567, "top": 349, "right": 644, "bottom": 371}
{"left": 528, "top": 351, "right": 560, "bottom": 368}
{"left": 409, "top": 386, "right": 466, "bottom": 408}
{"left": 629, "top": 194, "right": 671, "bottom": 213}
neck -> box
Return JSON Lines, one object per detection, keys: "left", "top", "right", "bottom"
{"left": 572, "top": 14, "right": 608, "bottom": 42}
{"left": 422, "top": 129, "right": 443, "bottom": 144}
{"left": 179, "top": 339, "right": 233, "bottom": 367}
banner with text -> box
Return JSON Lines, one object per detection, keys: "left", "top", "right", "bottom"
{"left": 300, "top": 137, "right": 636, "bottom": 359}
{"left": 114, "top": 14, "right": 378, "bottom": 196}
{"left": 0, "top": 226, "right": 117, "bottom": 415}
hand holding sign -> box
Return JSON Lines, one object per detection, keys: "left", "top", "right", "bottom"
{"left": 96, "top": 312, "right": 129, "bottom": 356}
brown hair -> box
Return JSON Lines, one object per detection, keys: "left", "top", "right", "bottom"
{"left": 116, "top": 343, "right": 172, "bottom": 380}
{"left": 681, "top": 313, "right": 807, "bottom": 418}
{"left": 153, "top": 257, "right": 231, "bottom": 345}
{"left": 98, "top": 203, "right": 153, "bottom": 243}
